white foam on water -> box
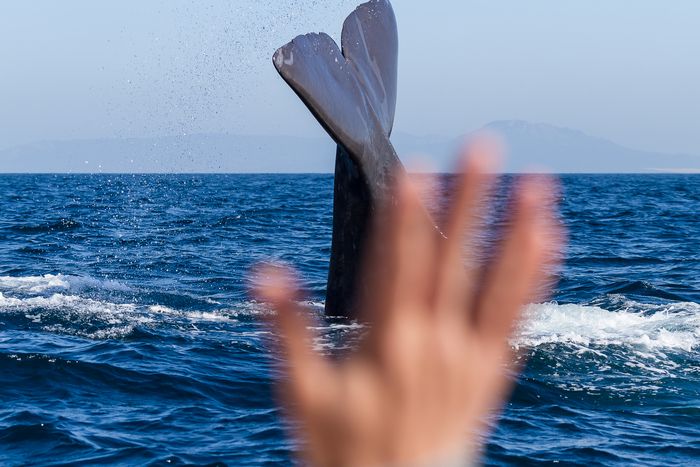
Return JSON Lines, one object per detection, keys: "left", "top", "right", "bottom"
{"left": 311, "top": 321, "right": 367, "bottom": 353}
{"left": 0, "top": 291, "right": 244, "bottom": 322}
{"left": 148, "top": 304, "right": 234, "bottom": 322}
{"left": 0, "top": 274, "right": 132, "bottom": 294}
{"left": 515, "top": 300, "right": 700, "bottom": 353}
{"left": 0, "top": 274, "right": 259, "bottom": 340}
{"left": 0, "top": 291, "right": 145, "bottom": 339}
{"left": 65, "top": 275, "right": 133, "bottom": 292}
{"left": 0, "top": 274, "right": 71, "bottom": 293}
{"left": 304, "top": 301, "right": 326, "bottom": 311}
{"left": 1, "top": 292, "right": 132, "bottom": 315}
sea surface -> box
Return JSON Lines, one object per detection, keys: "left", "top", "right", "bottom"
{"left": 0, "top": 173, "right": 698, "bottom": 466}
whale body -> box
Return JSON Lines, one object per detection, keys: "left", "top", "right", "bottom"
{"left": 273, "top": 0, "right": 406, "bottom": 318}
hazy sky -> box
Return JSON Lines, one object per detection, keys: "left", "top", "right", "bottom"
{"left": 2, "top": 0, "right": 699, "bottom": 156}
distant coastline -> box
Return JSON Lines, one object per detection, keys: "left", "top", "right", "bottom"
{"left": 2, "top": 121, "right": 698, "bottom": 174}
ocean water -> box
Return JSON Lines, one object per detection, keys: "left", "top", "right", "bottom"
{"left": 0, "top": 173, "right": 698, "bottom": 466}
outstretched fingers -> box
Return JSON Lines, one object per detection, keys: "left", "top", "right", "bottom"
{"left": 252, "top": 265, "right": 335, "bottom": 412}
{"left": 361, "top": 173, "right": 441, "bottom": 330}
{"left": 433, "top": 143, "right": 497, "bottom": 320}
{"left": 473, "top": 176, "right": 561, "bottom": 345}
{"left": 390, "top": 175, "right": 441, "bottom": 317}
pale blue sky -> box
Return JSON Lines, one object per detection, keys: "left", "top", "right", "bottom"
{"left": 2, "top": 0, "right": 699, "bottom": 157}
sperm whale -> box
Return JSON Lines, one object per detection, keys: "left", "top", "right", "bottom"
{"left": 273, "top": 0, "right": 407, "bottom": 318}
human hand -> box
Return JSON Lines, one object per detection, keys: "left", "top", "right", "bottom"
{"left": 253, "top": 141, "right": 562, "bottom": 467}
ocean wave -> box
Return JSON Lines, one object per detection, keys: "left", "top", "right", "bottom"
{"left": 0, "top": 283, "right": 261, "bottom": 341}
{"left": 0, "top": 274, "right": 133, "bottom": 294}
{"left": 516, "top": 299, "right": 700, "bottom": 353}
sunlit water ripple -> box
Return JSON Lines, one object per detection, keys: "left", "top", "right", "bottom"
{"left": 0, "top": 173, "right": 698, "bottom": 466}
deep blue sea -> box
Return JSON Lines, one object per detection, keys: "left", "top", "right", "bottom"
{"left": 0, "top": 173, "right": 698, "bottom": 466}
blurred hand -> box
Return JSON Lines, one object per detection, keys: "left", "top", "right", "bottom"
{"left": 253, "top": 141, "right": 562, "bottom": 467}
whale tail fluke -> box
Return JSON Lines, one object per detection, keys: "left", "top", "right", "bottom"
{"left": 273, "top": 0, "right": 403, "bottom": 318}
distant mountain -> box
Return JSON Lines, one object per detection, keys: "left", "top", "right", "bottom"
{"left": 481, "top": 120, "right": 700, "bottom": 173}
{"left": 2, "top": 122, "right": 698, "bottom": 173}
{"left": 0, "top": 132, "right": 458, "bottom": 174}
{"left": 389, "top": 132, "right": 459, "bottom": 171}
{"left": 0, "top": 134, "right": 336, "bottom": 174}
